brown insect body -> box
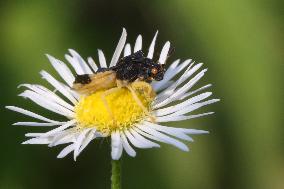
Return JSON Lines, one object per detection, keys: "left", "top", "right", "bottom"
{"left": 73, "top": 71, "right": 117, "bottom": 95}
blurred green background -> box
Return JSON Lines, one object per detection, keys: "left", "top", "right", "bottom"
{"left": 0, "top": 0, "right": 283, "bottom": 189}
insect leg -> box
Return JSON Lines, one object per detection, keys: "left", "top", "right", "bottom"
{"left": 101, "top": 87, "right": 121, "bottom": 124}
{"left": 126, "top": 85, "right": 156, "bottom": 123}
{"left": 116, "top": 79, "right": 126, "bottom": 88}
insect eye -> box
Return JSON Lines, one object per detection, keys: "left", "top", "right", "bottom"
{"left": 151, "top": 68, "right": 158, "bottom": 75}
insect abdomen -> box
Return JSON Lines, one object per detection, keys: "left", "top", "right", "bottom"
{"left": 73, "top": 71, "right": 117, "bottom": 95}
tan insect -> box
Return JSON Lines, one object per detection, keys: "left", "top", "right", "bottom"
{"left": 73, "top": 50, "right": 167, "bottom": 123}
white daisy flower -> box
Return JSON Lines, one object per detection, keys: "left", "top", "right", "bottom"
{"left": 6, "top": 28, "right": 219, "bottom": 161}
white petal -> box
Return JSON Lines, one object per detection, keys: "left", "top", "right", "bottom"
{"left": 179, "top": 84, "right": 212, "bottom": 100}
{"left": 46, "top": 54, "right": 75, "bottom": 87}
{"left": 154, "top": 61, "right": 193, "bottom": 103}
{"left": 138, "top": 126, "right": 208, "bottom": 136}
{"left": 153, "top": 59, "right": 191, "bottom": 92}
{"left": 120, "top": 132, "right": 136, "bottom": 157}
{"left": 182, "top": 129, "right": 209, "bottom": 135}
{"left": 74, "top": 129, "right": 92, "bottom": 160}
{"left": 124, "top": 43, "right": 131, "bottom": 57}
{"left": 152, "top": 80, "right": 174, "bottom": 92}
{"left": 155, "top": 92, "right": 212, "bottom": 116}
{"left": 156, "top": 115, "right": 190, "bottom": 122}
{"left": 124, "top": 130, "right": 151, "bottom": 149}
{"left": 165, "top": 59, "right": 192, "bottom": 80}
{"left": 156, "top": 112, "right": 214, "bottom": 122}
{"left": 98, "top": 49, "right": 107, "bottom": 68}
{"left": 68, "top": 49, "right": 93, "bottom": 74}
{"left": 36, "top": 85, "right": 74, "bottom": 110}
{"left": 169, "top": 99, "right": 220, "bottom": 117}
{"left": 158, "top": 62, "right": 200, "bottom": 94}
{"left": 137, "top": 124, "right": 189, "bottom": 151}
{"left": 147, "top": 31, "right": 158, "bottom": 59}
{"left": 40, "top": 71, "right": 78, "bottom": 104}
{"left": 168, "top": 69, "right": 208, "bottom": 100}
{"left": 22, "top": 137, "right": 52, "bottom": 144}
{"left": 154, "top": 68, "right": 207, "bottom": 109}
{"left": 129, "top": 129, "right": 160, "bottom": 148}
{"left": 13, "top": 122, "right": 62, "bottom": 126}
{"left": 65, "top": 84, "right": 80, "bottom": 100}
{"left": 133, "top": 127, "right": 167, "bottom": 143}
{"left": 19, "top": 84, "right": 74, "bottom": 111}
{"left": 111, "top": 131, "right": 123, "bottom": 160}
{"left": 57, "top": 144, "right": 75, "bottom": 158}
{"left": 93, "top": 131, "right": 103, "bottom": 138}
{"left": 25, "top": 133, "right": 46, "bottom": 137}
{"left": 48, "top": 128, "right": 77, "bottom": 147}
{"left": 167, "top": 59, "right": 181, "bottom": 72}
{"left": 151, "top": 59, "right": 180, "bottom": 91}
{"left": 155, "top": 62, "right": 201, "bottom": 104}
{"left": 109, "top": 28, "right": 127, "bottom": 67}
{"left": 175, "top": 63, "right": 204, "bottom": 89}
{"left": 19, "top": 90, "right": 74, "bottom": 118}
{"left": 65, "top": 54, "right": 85, "bottom": 75}
{"left": 87, "top": 57, "right": 98, "bottom": 72}
{"left": 78, "top": 129, "right": 96, "bottom": 155}
{"left": 5, "top": 106, "right": 59, "bottom": 123}
{"left": 158, "top": 41, "right": 170, "bottom": 64}
{"left": 43, "top": 120, "right": 76, "bottom": 137}
{"left": 143, "top": 121, "right": 193, "bottom": 142}
{"left": 134, "top": 35, "right": 142, "bottom": 52}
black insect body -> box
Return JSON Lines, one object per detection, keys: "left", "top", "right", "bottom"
{"left": 113, "top": 50, "right": 166, "bottom": 82}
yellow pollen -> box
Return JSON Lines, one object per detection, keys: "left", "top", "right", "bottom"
{"left": 74, "top": 83, "right": 155, "bottom": 136}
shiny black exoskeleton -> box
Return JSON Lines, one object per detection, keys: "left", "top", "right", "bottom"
{"left": 113, "top": 50, "right": 165, "bottom": 82}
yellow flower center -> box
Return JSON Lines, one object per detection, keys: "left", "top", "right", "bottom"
{"left": 74, "top": 82, "right": 155, "bottom": 136}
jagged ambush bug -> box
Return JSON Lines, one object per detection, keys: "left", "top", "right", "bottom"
{"left": 73, "top": 44, "right": 173, "bottom": 123}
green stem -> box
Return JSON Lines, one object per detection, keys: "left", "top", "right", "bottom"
{"left": 111, "top": 159, "right": 121, "bottom": 189}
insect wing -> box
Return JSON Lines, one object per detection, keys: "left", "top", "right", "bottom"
{"left": 73, "top": 71, "right": 117, "bottom": 95}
